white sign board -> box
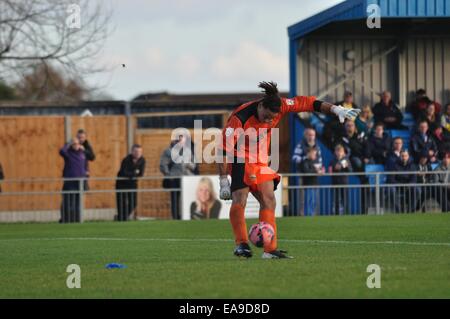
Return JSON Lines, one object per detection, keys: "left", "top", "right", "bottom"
{"left": 181, "top": 175, "right": 283, "bottom": 220}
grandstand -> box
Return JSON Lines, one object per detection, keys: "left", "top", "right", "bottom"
{"left": 287, "top": 0, "right": 450, "bottom": 215}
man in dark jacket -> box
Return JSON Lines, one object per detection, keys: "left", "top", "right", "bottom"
{"left": 76, "top": 129, "right": 96, "bottom": 162}
{"left": 59, "top": 138, "right": 87, "bottom": 223}
{"left": 323, "top": 91, "right": 359, "bottom": 147}
{"left": 416, "top": 152, "right": 435, "bottom": 212}
{"left": 366, "top": 123, "right": 392, "bottom": 165}
{"left": 372, "top": 91, "right": 403, "bottom": 129}
{"left": 337, "top": 119, "right": 369, "bottom": 172}
{"left": 329, "top": 144, "right": 353, "bottom": 215}
{"left": 410, "top": 120, "right": 439, "bottom": 164}
{"left": 383, "top": 137, "right": 404, "bottom": 211}
{"left": 337, "top": 119, "right": 371, "bottom": 214}
{"left": 407, "top": 89, "right": 442, "bottom": 121}
{"left": 298, "top": 147, "right": 322, "bottom": 216}
{"left": 76, "top": 129, "right": 95, "bottom": 189}
{"left": 385, "top": 137, "right": 403, "bottom": 169}
{"left": 115, "top": 144, "right": 146, "bottom": 221}
{"left": 393, "top": 150, "right": 419, "bottom": 213}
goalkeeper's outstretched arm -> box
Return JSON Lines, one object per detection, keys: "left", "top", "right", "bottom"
{"left": 312, "top": 100, "right": 361, "bottom": 123}
{"left": 283, "top": 96, "right": 361, "bottom": 123}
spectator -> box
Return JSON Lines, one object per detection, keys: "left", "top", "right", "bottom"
{"left": 292, "top": 128, "right": 323, "bottom": 168}
{"left": 0, "top": 162, "right": 3, "bottom": 193}
{"left": 293, "top": 131, "right": 323, "bottom": 217}
{"left": 384, "top": 137, "right": 404, "bottom": 211}
{"left": 336, "top": 90, "right": 359, "bottom": 110}
{"left": 372, "top": 91, "right": 404, "bottom": 129}
{"left": 190, "top": 177, "right": 221, "bottom": 220}
{"left": 410, "top": 120, "right": 438, "bottom": 164}
{"left": 366, "top": 123, "right": 392, "bottom": 165}
{"left": 76, "top": 129, "right": 96, "bottom": 162}
{"left": 433, "top": 152, "right": 450, "bottom": 212}
{"left": 329, "top": 144, "right": 353, "bottom": 215}
{"left": 76, "top": 129, "right": 95, "bottom": 190}
{"left": 438, "top": 103, "right": 450, "bottom": 157}
{"left": 59, "top": 138, "right": 86, "bottom": 223}
{"left": 323, "top": 91, "right": 359, "bottom": 147}
{"left": 407, "top": 89, "right": 442, "bottom": 121}
{"left": 160, "top": 134, "right": 198, "bottom": 220}
{"left": 337, "top": 119, "right": 369, "bottom": 172}
{"left": 419, "top": 103, "right": 441, "bottom": 139}
{"left": 385, "top": 137, "right": 404, "bottom": 174}
{"left": 440, "top": 103, "right": 450, "bottom": 134}
{"left": 115, "top": 144, "right": 146, "bottom": 221}
{"left": 393, "top": 150, "right": 418, "bottom": 213}
{"left": 416, "top": 152, "right": 435, "bottom": 212}
{"left": 298, "top": 147, "right": 322, "bottom": 216}
{"left": 338, "top": 119, "right": 371, "bottom": 214}
{"left": 355, "top": 105, "right": 374, "bottom": 135}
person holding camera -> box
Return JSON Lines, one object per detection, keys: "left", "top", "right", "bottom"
{"left": 59, "top": 138, "right": 86, "bottom": 223}
{"left": 76, "top": 129, "right": 96, "bottom": 190}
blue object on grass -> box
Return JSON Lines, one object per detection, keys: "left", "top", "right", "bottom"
{"left": 105, "top": 263, "right": 127, "bottom": 269}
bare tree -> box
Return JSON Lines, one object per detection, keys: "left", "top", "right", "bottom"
{"left": 15, "top": 64, "right": 86, "bottom": 101}
{"left": 0, "top": 0, "right": 113, "bottom": 98}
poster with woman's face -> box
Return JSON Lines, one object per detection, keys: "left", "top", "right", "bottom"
{"left": 181, "top": 175, "right": 283, "bottom": 220}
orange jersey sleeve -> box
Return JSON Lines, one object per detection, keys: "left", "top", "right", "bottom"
{"left": 280, "top": 96, "right": 316, "bottom": 114}
{"left": 221, "top": 116, "right": 243, "bottom": 155}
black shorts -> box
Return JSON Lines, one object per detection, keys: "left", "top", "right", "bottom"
{"left": 230, "top": 162, "right": 279, "bottom": 193}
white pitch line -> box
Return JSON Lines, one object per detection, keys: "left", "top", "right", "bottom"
{"left": 0, "top": 237, "right": 449, "bottom": 247}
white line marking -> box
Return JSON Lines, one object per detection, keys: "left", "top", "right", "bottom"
{"left": 0, "top": 237, "right": 449, "bottom": 247}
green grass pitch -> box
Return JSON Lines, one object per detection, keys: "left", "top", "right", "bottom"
{"left": 0, "top": 214, "right": 449, "bottom": 298}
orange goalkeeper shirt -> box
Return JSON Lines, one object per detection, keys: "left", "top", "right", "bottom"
{"left": 221, "top": 96, "right": 316, "bottom": 166}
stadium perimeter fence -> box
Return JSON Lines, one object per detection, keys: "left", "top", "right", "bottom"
{"left": 0, "top": 172, "right": 448, "bottom": 222}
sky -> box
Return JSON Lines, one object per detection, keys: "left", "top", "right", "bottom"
{"left": 88, "top": 0, "right": 343, "bottom": 100}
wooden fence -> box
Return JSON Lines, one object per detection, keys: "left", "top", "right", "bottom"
{"left": 0, "top": 111, "right": 290, "bottom": 219}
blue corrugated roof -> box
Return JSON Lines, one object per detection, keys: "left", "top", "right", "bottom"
{"left": 288, "top": 0, "right": 450, "bottom": 39}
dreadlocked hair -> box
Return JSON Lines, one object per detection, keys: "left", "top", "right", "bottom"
{"left": 258, "top": 81, "right": 281, "bottom": 113}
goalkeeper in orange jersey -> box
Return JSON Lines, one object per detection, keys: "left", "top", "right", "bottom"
{"left": 217, "top": 81, "right": 360, "bottom": 259}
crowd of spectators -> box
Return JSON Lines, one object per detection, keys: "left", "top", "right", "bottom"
{"left": 58, "top": 130, "right": 202, "bottom": 223}
{"left": 293, "top": 88, "right": 450, "bottom": 215}
{"left": 0, "top": 126, "right": 201, "bottom": 223}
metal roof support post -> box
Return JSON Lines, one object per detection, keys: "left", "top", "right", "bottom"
{"left": 397, "top": 40, "right": 407, "bottom": 108}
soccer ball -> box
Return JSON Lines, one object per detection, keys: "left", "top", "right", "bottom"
{"left": 248, "top": 222, "right": 274, "bottom": 248}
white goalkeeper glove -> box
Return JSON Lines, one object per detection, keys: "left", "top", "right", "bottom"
{"left": 219, "top": 176, "right": 231, "bottom": 200}
{"left": 331, "top": 105, "right": 361, "bottom": 123}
